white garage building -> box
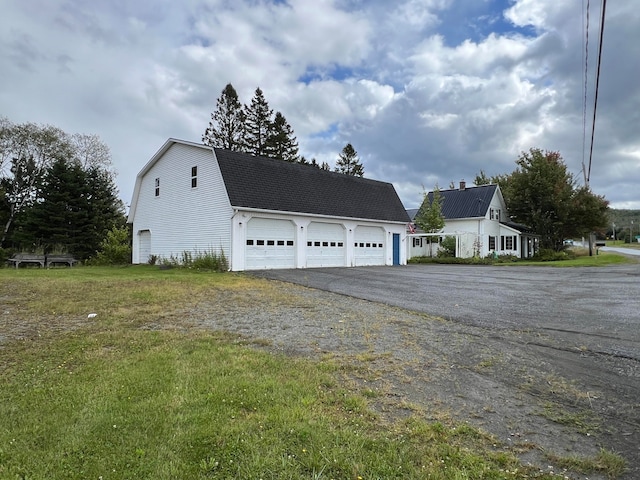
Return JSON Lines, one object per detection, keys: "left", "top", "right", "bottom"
{"left": 128, "top": 139, "right": 410, "bottom": 271}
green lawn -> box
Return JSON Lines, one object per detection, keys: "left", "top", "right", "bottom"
{"left": 0, "top": 266, "right": 621, "bottom": 479}
{"left": 513, "top": 251, "right": 634, "bottom": 267}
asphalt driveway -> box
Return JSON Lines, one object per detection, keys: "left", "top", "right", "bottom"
{"left": 252, "top": 263, "right": 640, "bottom": 476}
{"left": 253, "top": 264, "right": 640, "bottom": 361}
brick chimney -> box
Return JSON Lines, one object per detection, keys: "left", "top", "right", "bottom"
{"left": 459, "top": 180, "right": 466, "bottom": 190}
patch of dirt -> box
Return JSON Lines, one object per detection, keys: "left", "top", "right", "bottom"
{"left": 184, "top": 283, "right": 638, "bottom": 480}
{"left": 2, "top": 280, "right": 637, "bottom": 479}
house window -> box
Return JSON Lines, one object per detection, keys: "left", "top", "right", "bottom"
{"left": 155, "top": 178, "right": 160, "bottom": 197}
{"left": 505, "top": 236, "right": 514, "bottom": 250}
{"left": 489, "top": 208, "right": 494, "bottom": 219}
{"left": 191, "top": 166, "right": 198, "bottom": 188}
{"left": 500, "top": 236, "right": 515, "bottom": 250}
{"left": 488, "top": 236, "right": 496, "bottom": 251}
{"left": 413, "top": 238, "right": 423, "bottom": 247}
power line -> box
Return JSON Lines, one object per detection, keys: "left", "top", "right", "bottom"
{"left": 586, "top": 0, "right": 607, "bottom": 187}
{"left": 581, "top": 0, "right": 590, "bottom": 186}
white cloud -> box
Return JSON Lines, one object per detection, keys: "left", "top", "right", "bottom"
{"left": 0, "top": 0, "right": 638, "bottom": 210}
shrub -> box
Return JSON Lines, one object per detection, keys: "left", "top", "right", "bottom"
{"left": 437, "top": 236, "right": 456, "bottom": 257}
{"left": 91, "top": 226, "right": 132, "bottom": 265}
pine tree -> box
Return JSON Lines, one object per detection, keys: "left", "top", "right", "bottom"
{"left": 16, "top": 159, "right": 124, "bottom": 259}
{"left": 335, "top": 143, "right": 364, "bottom": 176}
{"left": 202, "top": 83, "right": 245, "bottom": 151}
{"left": 243, "top": 87, "right": 273, "bottom": 156}
{"left": 265, "top": 112, "right": 299, "bottom": 162}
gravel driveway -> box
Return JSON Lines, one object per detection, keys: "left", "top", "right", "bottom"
{"left": 246, "top": 264, "right": 640, "bottom": 479}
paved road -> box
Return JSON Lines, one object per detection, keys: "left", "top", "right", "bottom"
{"left": 253, "top": 264, "right": 640, "bottom": 361}
{"left": 602, "top": 246, "right": 640, "bottom": 256}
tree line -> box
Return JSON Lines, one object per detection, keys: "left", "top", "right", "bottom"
{"left": 0, "top": 117, "right": 126, "bottom": 261}
{"left": 203, "top": 83, "right": 364, "bottom": 176}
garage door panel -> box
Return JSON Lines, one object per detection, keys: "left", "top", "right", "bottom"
{"left": 307, "top": 222, "right": 346, "bottom": 267}
{"left": 246, "top": 218, "right": 295, "bottom": 269}
{"left": 354, "top": 226, "right": 385, "bottom": 266}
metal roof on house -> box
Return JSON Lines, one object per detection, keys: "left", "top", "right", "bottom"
{"left": 421, "top": 184, "right": 499, "bottom": 219}
{"left": 214, "top": 148, "right": 410, "bottom": 223}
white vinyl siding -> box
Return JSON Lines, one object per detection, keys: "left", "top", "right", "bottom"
{"left": 132, "top": 143, "right": 233, "bottom": 264}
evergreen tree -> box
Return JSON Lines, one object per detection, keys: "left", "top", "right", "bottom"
{"left": 18, "top": 157, "right": 88, "bottom": 255}
{"left": 265, "top": 112, "right": 299, "bottom": 162}
{"left": 0, "top": 122, "right": 71, "bottom": 246}
{"left": 16, "top": 159, "right": 125, "bottom": 259}
{"left": 202, "top": 83, "right": 246, "bottom": 151}
{"left": 244, "top": 87, "right": 273, "bottom": 156}
{"left": 335, "top": 143, "right": 364, "bottom": 176}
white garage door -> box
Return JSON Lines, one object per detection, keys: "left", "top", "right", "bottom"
{"left": 354, "top": 226, "right": 385, "bottom": 266}
{"left": 306, "top": 222, "right": 346, "bottom": 267}
{"left": 246, "top": 218, "right": 295, "bottom": 270}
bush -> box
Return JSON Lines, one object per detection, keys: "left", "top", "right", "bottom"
{"left": 90, "top": 226, "right": 132, "bottom": 265}
{"left": 437, "top": 236, "right": 456, "bottom": 257}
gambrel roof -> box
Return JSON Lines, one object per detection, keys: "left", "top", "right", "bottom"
{"left": 215, "top": 148, "right": 409, "bottom": 223}
{"left": 128, "top": 139, "right": 409, "bottom": 224}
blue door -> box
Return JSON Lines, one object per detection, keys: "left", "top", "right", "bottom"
{"left": 392, "top": 233, "right": 400, "bottom": 265}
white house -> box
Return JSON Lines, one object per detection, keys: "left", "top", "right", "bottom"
{"left": 407, "top": 182, "right": 539, "bottom": 259}
{"left": 128, "top": 139, "right": 410, "bottom": 271}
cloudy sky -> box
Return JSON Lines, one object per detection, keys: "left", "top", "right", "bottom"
{"left": 1, "top": 0, "right": 638, "bottom": 210}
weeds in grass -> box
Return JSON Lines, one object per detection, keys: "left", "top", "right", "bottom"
{"left": 547, "top": 448, "right": 627, "bottom": 479}
{"left": 0, "top": 267, "right": 620, "bottom": 479}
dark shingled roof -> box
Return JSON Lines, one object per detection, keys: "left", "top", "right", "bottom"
{"left": 214, "top": 149, "right": 410, "bottom": 223}
{"left": 408, "top": 184, "right": 499, "bottom": 220}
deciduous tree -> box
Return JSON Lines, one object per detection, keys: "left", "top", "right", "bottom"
{"left": 0, "top": 121, "right": 71, "bottom": 246}
{"left": 415, "top": 185, "right": 445, "bottom": 256}
{"left": 497, "top": 148, "right": 608, "bottom": 251}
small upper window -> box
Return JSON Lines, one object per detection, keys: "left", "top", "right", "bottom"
{"left": 191, "top": 166, "right": 198, "bottom": 188}
{"left": 155, "top": 177, "right": 160, "bottom": 197}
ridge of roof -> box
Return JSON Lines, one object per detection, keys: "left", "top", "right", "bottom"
{"left": 425, "top": 184, "right": 498, "bottom": 219}
{"left": 213, "top": 148, "right": 410, "bottom": 223}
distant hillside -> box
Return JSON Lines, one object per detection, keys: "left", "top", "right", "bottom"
{"left": 607, "top": 209, "right": 640, "bottom": 240}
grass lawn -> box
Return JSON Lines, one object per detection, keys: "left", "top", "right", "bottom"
{"left": 0, "top": 266, "right": 612, "bottom": 479}
{"left": 512, "top": 250, "right": 634, "bottom": 267}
